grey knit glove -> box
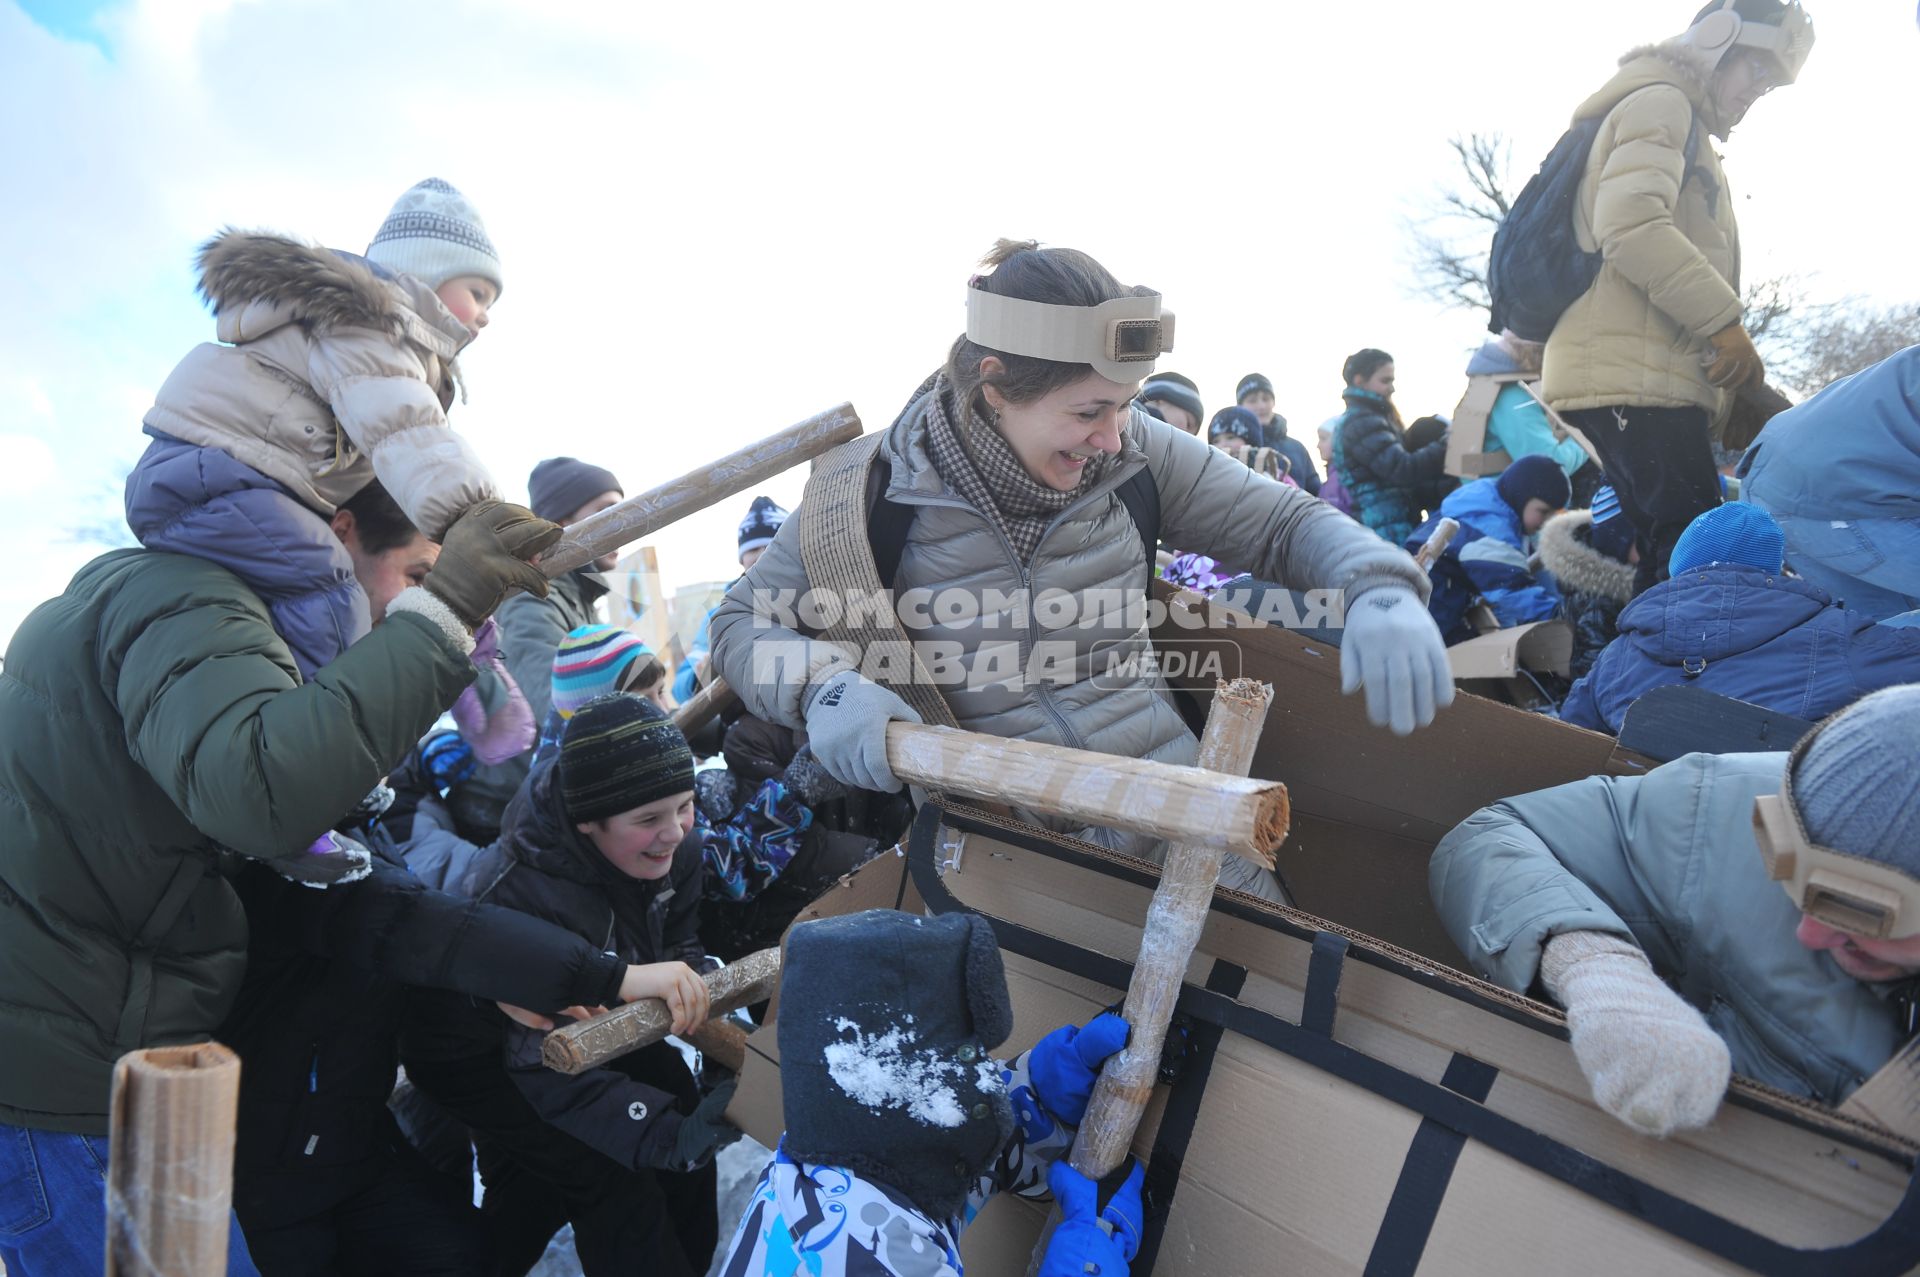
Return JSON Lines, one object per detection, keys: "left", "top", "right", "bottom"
{"left": 803, "top": 671, "right": 922, "bottom": 794}
{"left": 1340, "top": 586, "right": 1454, "bottom": 735}
{"left": 1542, "top": 930, "right": 1731, "bottom": 1137}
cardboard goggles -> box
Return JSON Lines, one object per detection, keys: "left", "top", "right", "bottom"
{"left": 966, "top": 288, "right": 1175, "bottom": 384}
{"left": 1752, "top": 742, "right": 1920, "bottom": 940}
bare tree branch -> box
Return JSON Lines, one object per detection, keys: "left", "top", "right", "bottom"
{"left": 1402, "top": 131, "right": 1513, "bottom": 316}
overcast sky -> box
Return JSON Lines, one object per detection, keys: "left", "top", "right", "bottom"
{"left": 4, "top": 0, "right": 1916, "bottom": 649}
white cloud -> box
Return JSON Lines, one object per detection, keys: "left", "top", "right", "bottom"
{"left": 6, "top": 0, "right": 1918, "bottom": 652}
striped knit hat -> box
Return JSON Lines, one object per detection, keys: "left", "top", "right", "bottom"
{"left": 551, "top": 625, "right": 654, "bottom": 720}
{"left": 558, "top": 695, "right": 695, "bottom": 823}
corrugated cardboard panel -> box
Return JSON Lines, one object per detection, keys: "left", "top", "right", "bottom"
{"left": 1446, "top": 620, "right": 1573, "bottom": 680}
{"left": 1417, "top": 1141, "right": 1750, "bottom": 1277}
{"left": 1151, "top": 588, "right": 1643, "bottom": 844}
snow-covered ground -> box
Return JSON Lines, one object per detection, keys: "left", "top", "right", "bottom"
{"left": 524, "top": 1135, "right": 773, "bottom": 1277}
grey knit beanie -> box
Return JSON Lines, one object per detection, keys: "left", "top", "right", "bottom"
{"left": 1792, "top": 686, "right": 1920, "bottom": 876}
{"left": 365, "top": 178, "right": 503, "bottom": 295}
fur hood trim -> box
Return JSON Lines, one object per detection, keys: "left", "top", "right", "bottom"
{"left": 195, "top": 230, "right": 468, "bottom": 358}
{"left": 1539, "top": 510, "right": 1637, "bottom": 603}
{"left": 197, "top": 231, "right": 397, "bottom": 332}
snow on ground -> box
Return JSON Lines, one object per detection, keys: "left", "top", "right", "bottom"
{"left": 523, "top": 1135, "right": 773, "bottom": 1277}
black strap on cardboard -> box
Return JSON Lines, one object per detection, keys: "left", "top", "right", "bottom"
{"left": 905, "top": 805, "right": 1920, "bottom": 1276}
{"left": 1134, "top": 959, "right": 1246, "bottom": 1274}
{"left": 1302, "top": 931, "right": 1350, "bottom": 1037}
{"left": 1363, "top": 1053, "right": 1499, "bottom": 1277}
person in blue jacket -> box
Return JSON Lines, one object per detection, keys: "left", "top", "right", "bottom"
{"left": 717, "top": 909, "right": 1143, "bottom": 1277}
{"left": 673, "top": 496, "right": 788, "bottom": 703}
{"left": 1407, "top": 454, "right": 1568, "bottom": 643}
{"left": 1740, "top": 346, "right": 1920, "bottom": 621}
{"left": 1559, "top": 503, "right": 1920, "bottom": 735}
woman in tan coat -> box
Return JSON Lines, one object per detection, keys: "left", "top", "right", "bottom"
{"left": 1543, "top": 0, "right": 1812, "bottom": 594}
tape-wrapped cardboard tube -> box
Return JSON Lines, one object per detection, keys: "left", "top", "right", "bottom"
{"left": 1068, "top": 679, "right": 1274, "bottom": 1180}
{"left": 1414, "top": 517, "right": 1460, "bottom": 570}
{"left": 673, "top": 676, "right": 740, "bottom": 737}
{"left": 106, "top": 1042, "right": 242, "bottom": 1277}
{"left": 538, "top": 403, "right": 863, "bottom": 578}
{"left": 886, "top": 722, "right": 1287, "bottom": 867}
{"left": 542, "top": 947, "right": 782, "bottom": 1074}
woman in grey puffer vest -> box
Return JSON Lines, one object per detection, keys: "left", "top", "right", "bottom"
{"left": 710, "top": 241, "right": 1450, "bottom": 894}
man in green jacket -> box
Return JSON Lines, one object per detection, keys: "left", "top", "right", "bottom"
{"left": 0, "top": 492, "right": 558, "bottom": 1275}
{"left": 1430, "top": 686, "right": 1919, "bottom": 1138}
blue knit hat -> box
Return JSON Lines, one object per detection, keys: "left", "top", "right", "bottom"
{"left": 1668, "top": 503, "right": 1785, "bottom": 576}
{"left": 1209, "top": 406, "right": 1264, "bottom": 448}
{"left": 1588, "top": 485, "right": 1637, "bottom": 562}
{"left": 1792, "top": 686, "right": 1920, "bottom": 877}
{"left": 1495, "top": 454, "right": 1572, "bottom": 516}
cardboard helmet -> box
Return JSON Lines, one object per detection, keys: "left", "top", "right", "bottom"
{"left": 966, "top": 285, "right": 1175, "bottom": 385}
{"left": 1752, "top": 735, "right": 1920, "bottom": 941}
{"left": 1683, "top": 0, "right": 1816, "bottom": 85}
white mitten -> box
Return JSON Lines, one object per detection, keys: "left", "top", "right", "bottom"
{"left": 1541, "top": 930, "right": 1731, "bottom": 1137}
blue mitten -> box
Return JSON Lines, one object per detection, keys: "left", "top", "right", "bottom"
{"left": 1028, "top": 1012, "right": 1130, "bottom": 1126}
{"left": 1040, "top": 1158, "right": 1145, "bottom": 1276}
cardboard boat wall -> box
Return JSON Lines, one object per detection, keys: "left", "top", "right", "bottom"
{"left": 725, "top": 587, "right": 1920, "bottom": 1274}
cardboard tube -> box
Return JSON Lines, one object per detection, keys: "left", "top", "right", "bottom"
{"left": 1067, "top": 679, "right": 1274, "bottom": 1179}
{"left": 1414, "top": 517, "right": 1460, "bottom": 570}
{"left": 542, "top": 947, "right": 782, "bottom": 1074}
{"left": 105, "top": 1042, "right": 242, "bottom": 1277}
{"left": 672, "top": 676, "right": 740, "bottom": 738}
{"left": 538, "top": 404, "right": 863, "bottom": 578}
{"left": 886, "top": 722, "right": 1287, "bottom": 867}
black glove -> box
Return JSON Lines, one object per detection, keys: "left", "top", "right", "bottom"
{"left": 667, "top": 1077, "right": 742, "bottom": 1171}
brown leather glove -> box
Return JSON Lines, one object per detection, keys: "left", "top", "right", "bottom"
{"left": 424, "top": 501, "right": 564, "bottom": 630}
{"left": 1703, "top": 323, "right": 1764, "bottom": 391}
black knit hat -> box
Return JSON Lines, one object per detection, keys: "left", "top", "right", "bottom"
{"left": 528, "top": 457, "right": 623, "bottom": 524}
{"left": 1496, "top": 453, "right": 1572, "bottom": 516}
{"left": 736, "top": 495, "right": 789, "bottom": 560}
{"left": 780, "top": 909, "right": 1015, "bottom": 1220}
{"left": 1139, "top": 373, "right": 1204, "bottom": 428}
{"left": 557, "top": 694, "right": 695, "bottom": 823}
{"left": 1209, "top": 406, "right": 1264, "bottom": 448}
{"left": 1236, "top": 372, "right": 1275, "bottom": 403}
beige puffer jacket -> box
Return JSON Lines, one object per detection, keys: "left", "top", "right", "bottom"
{"left": 145, "top": 232, "right": 499, "bottom": 539}
{"left": 710, "top": 390, "right": 1430, "bottom": 857}
{"left": 1542, "top": 45, "right": 1743, "bottom": 425}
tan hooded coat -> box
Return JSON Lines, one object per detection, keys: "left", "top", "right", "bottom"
{"left": 145, "top": 232, "right": 499, "bottom": 540}
{"left": 1542, "top": 45, "right": 1744, "bottom": 425}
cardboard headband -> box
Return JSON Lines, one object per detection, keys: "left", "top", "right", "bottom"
{"left": 966, "top": 287, "right": 1175, "bottom": 384}
{"left": 1752, "top": 748, "right": 1919, "bottom": 941}
{"left": 1685, "top": 0, "right": 1815, "bottom": 84}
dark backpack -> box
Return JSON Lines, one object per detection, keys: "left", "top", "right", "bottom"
{"left": 867, "top": 460, "right": 1160, "bottom": 591}
{"left": 1487, "top": 111, "right": 1702, "bottom": 342}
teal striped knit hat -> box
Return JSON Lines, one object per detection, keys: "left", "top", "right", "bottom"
{"left": 558, "top": 695, "right": 694, "bottom": 823}
{"left": 551, "top": 625, "right": 653, "bottom": 720}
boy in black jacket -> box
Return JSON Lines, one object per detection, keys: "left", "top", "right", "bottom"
{"left": 402, "top": 695, "right": 737, "bottom": 1277}
{"left": 221, "top": 823, "right": 669, "bottom": 1276}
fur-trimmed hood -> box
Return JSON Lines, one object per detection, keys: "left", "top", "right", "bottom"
{"left": 195, "top": 230, "right": 470, "bottom": 359}
{"left": 1539, "top": 509, "right": 1637, "bottom": 603}
{"left": 1576, "top": 41, "right": 1724, "bottom": 136}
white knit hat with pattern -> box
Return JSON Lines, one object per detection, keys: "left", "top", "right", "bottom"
{"left": 365, "top": 178, "right": 503, "bottom": 296}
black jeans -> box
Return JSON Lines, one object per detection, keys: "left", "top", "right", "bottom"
{"left": 1562, "top": 405, "right": 1721, "bottom": 595}
{"left": 239, "top": 1142, "right": 489, "bottom": 1277}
